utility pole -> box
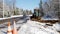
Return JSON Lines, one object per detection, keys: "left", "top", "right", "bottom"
{"left": 3, "top": 0, "right": 4, "bottom": 18}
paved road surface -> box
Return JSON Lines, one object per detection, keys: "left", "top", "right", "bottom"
{"left": 0, "top": 16, "right": 30, "bottom": 34}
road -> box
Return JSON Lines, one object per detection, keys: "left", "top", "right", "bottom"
{"left": 0, "top": 15, "right": 59, "bottom": 34}
{"left": 0, "top": 16, "right": 30, "bottom": 34}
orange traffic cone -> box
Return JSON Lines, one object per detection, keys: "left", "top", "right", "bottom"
{"left": 7, "top": 21, "right": 12, "bottom": 34}
{"left": 12, "top": 21, "right": 17, "bottom": 34}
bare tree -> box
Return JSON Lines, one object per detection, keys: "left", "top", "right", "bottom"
{"left": 13, "top": 0, "right": 16, "bottom": 15}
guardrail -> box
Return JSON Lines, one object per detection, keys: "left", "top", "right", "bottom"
{"left": 0, "top": 15, "right": 23, "bottom": 20}
{"left": 0, "top": 15, "right": 32, "bottom": 21}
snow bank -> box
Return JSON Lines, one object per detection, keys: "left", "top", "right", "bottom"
{"left": 18, "top": 20, "right": 59, "bottom": 34}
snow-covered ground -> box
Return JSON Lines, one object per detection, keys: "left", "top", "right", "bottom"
{"left": 18, "top": 20, "right": 59, "bottom": 34}
{"left": 0, "top": 19, "right": 60, "bottom": 34}
{"left": 41, "top": 18, "right": 59, "bottom": 20}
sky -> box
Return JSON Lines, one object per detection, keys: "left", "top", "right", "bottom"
{"left": 16, "top": 0, "right": 47, "bottom": 12}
